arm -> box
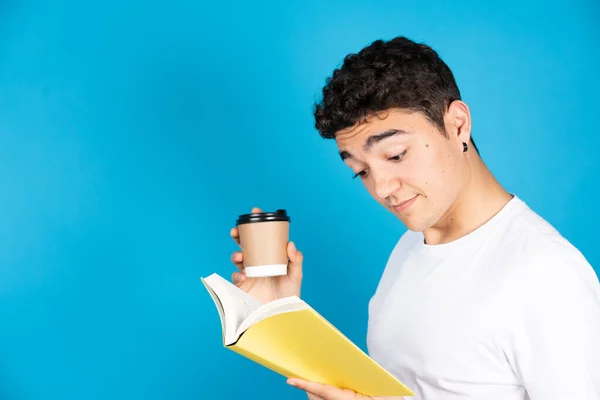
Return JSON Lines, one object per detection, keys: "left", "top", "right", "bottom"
{"left": 504, "top": 248, "right": 600, "bottom": 399}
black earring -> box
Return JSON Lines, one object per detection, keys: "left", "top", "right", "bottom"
{"left": 463, "top": 142, "right": 468, "bottom": 152}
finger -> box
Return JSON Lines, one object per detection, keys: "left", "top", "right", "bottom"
{"left": 231, "top": 271, "right": 247, "bottom": 286}
{"left": 287, "top": 241, "right": 303, "bottom": 283}
{"left": 231, "top": 251, "right": 244, "bottom": 271}
{"left": 231, "top": 207, "right": 262, "bottom": 245}
{"left": 230, "top": 227, "right": 240, "bottom": 246}
{"left": 287, "top": 378, "right": 368, "bottom": 400}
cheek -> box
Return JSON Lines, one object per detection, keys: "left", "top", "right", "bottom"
{"left": 399, "top": 156, "right": 440, "bottom": 192}
{"left": 364, "top": 180, "right": 378, "bottom": 198}
{"left": 421, "top": 152, "right": 463, "bottom": 203}
{"left": 401, "top": 151, "right": 459, "bottom": 203}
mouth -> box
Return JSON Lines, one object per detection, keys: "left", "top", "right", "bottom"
{"left": 391, "top": 195, "right": 418, "bottom": 213}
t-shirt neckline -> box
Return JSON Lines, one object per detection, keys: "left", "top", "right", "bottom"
{"left": 417, "top": 194, "right": 520, "bottom": 254}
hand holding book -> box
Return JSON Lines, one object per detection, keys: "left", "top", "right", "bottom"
{"left": 287, "top": 377, "right": 406, "bottom": 400}
{"left": 200, "top": 272, "right": 413, "bottom": 397}
{"left": 199, "top": 208, "right": 414, "bottom": 398}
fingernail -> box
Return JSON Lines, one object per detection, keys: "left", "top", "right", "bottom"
{"left": 290, "top": 242, "right": 296, "bottom": 254}
{"left": 287, "top": 378, "right": 297, "bottom": 387}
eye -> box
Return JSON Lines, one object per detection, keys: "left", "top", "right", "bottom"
{"left": 352, "top": 169, "right": 368, "bottom": 179}
{"left": 388, "top": 150, "right": 407, "bottom": 162}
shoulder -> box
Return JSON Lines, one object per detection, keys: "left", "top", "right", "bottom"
{"left": 504, "top": 198, "right": 597, "bottom": 288}
{"left": 387, "top": 229, "right": 423, "bottom": 260}
{"left": 370, "top": 230, "right": 422, "bottom": 297}
{"left": 500, "top": 197, "right": 599, "bottom": 311}
{"left": 498, "top": 199, "right": 600, "bottom": 398}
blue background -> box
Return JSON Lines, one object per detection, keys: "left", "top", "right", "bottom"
{"left": 1, "top": 0, "right": 598, "bottom": 399}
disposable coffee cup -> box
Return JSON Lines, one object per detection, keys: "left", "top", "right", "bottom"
{"left": 236, "top": 209, "right": 290, "bottom": 278}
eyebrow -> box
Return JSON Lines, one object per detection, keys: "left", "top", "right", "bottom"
{"left": 339, "top": 129, "right": 409, "bottom": 160}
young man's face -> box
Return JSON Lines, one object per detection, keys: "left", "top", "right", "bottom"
{"left": 335, "top": 106, "right": 471, "bottom": 232}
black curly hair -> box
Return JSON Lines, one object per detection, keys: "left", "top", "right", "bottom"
{"left": 314, "top": 36, "right": 477, "bottom": 151}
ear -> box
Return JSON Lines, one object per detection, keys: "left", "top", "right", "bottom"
{"left": 444, "top": 100, "right": 472, "bottom": 148}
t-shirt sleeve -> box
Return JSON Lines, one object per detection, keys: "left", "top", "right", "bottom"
{"left": 503, "top": 243, "right": 600, "bottom": 400}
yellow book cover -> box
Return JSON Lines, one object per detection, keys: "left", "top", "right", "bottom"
{"left": 200, "top": 273, "right": 414, "bottom": 397}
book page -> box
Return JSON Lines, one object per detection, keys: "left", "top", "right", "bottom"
{"left": 201, "top": 273, "right": 263, "bottom": 345}
{"left": 235, "top": 295, "right": 309, "bottom": 340}
{"left": 202, "top": 279, "right": 227, "bottom": 334}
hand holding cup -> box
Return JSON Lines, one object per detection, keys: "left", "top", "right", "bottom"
{"left": 230, "top": 208, "right": 303, "bottom": 304}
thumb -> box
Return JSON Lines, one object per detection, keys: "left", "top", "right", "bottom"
{"left": 287, "top": 241, "right": 303, "bottom": 282}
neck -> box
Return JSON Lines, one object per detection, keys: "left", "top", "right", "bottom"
{"left": 423, "top": 154, "right": 513, "bottom": 245}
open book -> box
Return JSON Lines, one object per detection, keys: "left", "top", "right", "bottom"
{"left": 201, "top": 273, "right": 414, "bottom": 397}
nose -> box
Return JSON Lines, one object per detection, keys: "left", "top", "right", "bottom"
{"left": 373, "top": 171, "right": 402, "bottom": 200}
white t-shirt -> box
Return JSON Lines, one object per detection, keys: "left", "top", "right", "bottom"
{"left": 367, "top": 195, "right": 600, "bottom": 400}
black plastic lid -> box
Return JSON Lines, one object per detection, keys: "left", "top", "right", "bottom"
{"left": 236, "top": 209, "right": 290, "bottom": 225}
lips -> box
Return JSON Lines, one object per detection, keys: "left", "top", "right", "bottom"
{"left": 391, "top": 195, "right": 418, "bottom": 212}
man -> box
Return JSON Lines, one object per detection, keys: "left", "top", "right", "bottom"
{"left": 229, "top": 36, "right": 600, "bottom": 399}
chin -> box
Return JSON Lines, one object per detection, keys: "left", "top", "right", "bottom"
{"left": 403, "top": 222, "right": 427, "bottom": 232}
{"left": 395, "top": 212, "right": 435, "bottom": 233}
